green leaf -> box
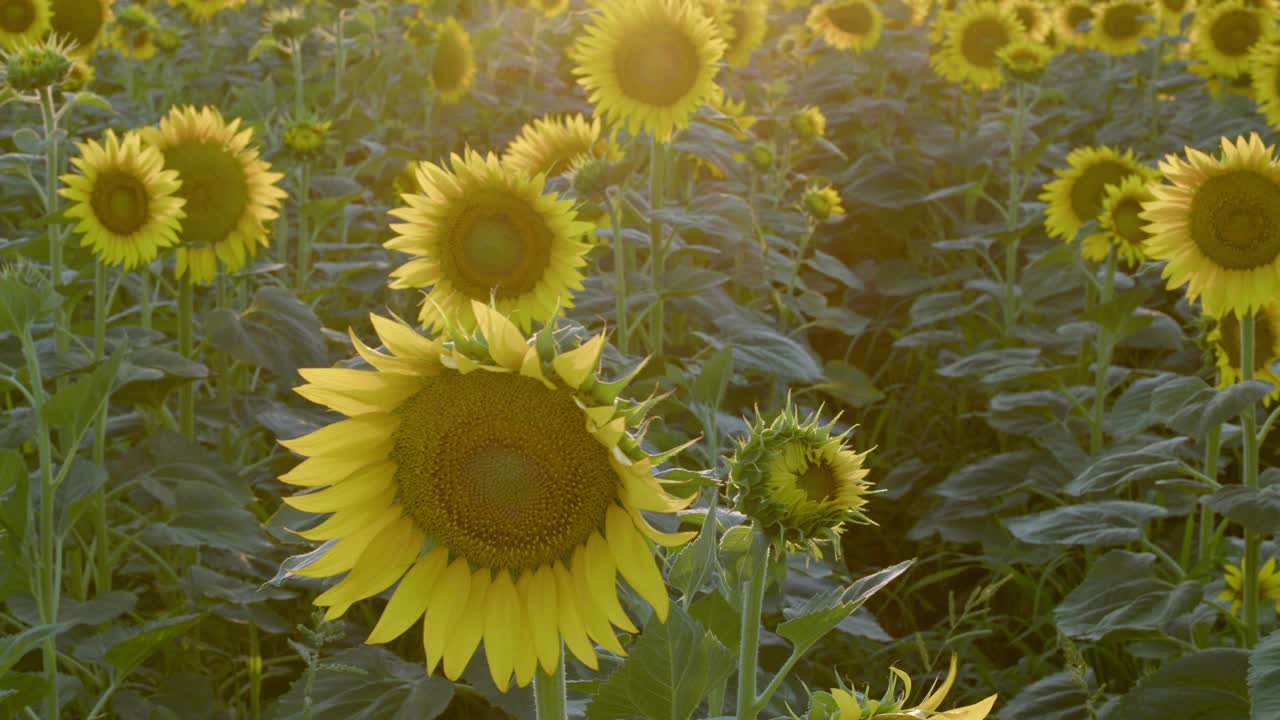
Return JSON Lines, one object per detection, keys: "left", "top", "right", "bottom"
{"left": 205, "top": 287, "right": 325, "bottom": 381}
{"left": 41, "top": 350, "right": 125, "bottom": 452}
{"left": 1055, "top": 551, "right": 1202, "bottom": 641}
{"left": 68, "top": 91, "right": 113, "bottom": 113}
{"left": 688, "top": 590, "right": 741, "bottom": 654}
{"left": 1104, "top": 648, "right": 1249, "bottom": 720}
{"left": 1000, "top": 671, "right": 1094, "bottom": 720}
{"left": 0, "top": 275, "right": 56, "bottom": 335}
{"left": 1249, "top": 629, "right": 1280, "bottom": 720}
{"left": 777, "top": 560, "right": 912, "bottom": 652}
{"left": 104, "top": 615, "right": 201, "bottom": 678}
{"left": 1178, "top": 380, "right": 1275, "bottom": 437}
{"left": 909, "top": 291, "right": 985, "bottom": 327}
{"left": 267, "top": 647, "right": 453, "bottom": 720}
{"left": 0, "top": 624, "right": 65, "bottom": 675}
{"left": 1203, "top": 485, "right": 1280, "bottom": 535}
{"left": 1005, "top": 501, "right": 1168, "bottom": 546}
{"left": 691, "top": 346, "right": 734, "bottom": 410}
{"left": 11, "top": 128, "right": 40, "bottom": 155}
{"left": 668, "top": 498, "right": 719, "bottom": 600}
{"left": 814, "top": 360, "right": 884, "bottom": 408}
{"left": 1064, "top": 438, "right": 1190, "bottom": 496}
{"left": 586, "top": 604, "right": 733, "bottom": 720}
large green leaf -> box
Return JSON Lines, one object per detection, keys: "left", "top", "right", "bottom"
{"left": 1004, "top": 501, "right": 1168, "bottom": 546}
{"left": 1054, "top": 550, "right": 1201, "bottom": 641}
{"left": 1103, "top": 648, "right": 1249, "bottom": 720}
{"left": 1064, "top": 437, "right": 1189, "bottom": 496}
{"left": 999, "top": 671, "right": 1093, "bottom": 720}
{"left": 41, "top": 349, "right": 125, "bottom": 452}
{"left": 776, "top": 560, "right": 912, "bottom": 652}
{"left": 1250, "top": 629, "right": 1280, "bottom": 720}
{"left": 205, "top": 287, "right": 325, "bottom": 381}
{"left": 1203, "top": 485, "right": 1280, "bottom": 535}
{"left": 103, "top": 615, "right": 202, "bottom": 678}
{"left": 0, "top": 623, "right": 65, "bottom": 675}
{"left": 266, "top": 646, "right": 453, "bottom": 720}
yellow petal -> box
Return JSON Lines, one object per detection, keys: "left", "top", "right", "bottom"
{"left": 552, "top": 332, "right": 605, "bottom": 389}
{"left": 293, "top": 484, "right": 397, "bottom": 540}
{"left": 472, "top": 301, "right": 528, "bottom": 371}
{"left": 553, "top": 562, "right": 598, "bottom": 670}
{"left": 283, "top": 461, "right": 396, "bottom": 513}
{"left": 278, "top": 449, "right": 394, "bottom": 487}
{"left": 314, "top": 515, "right": 424, "bottom": 619}
{"left": 366, "top": 548, "right": 449, "bottom": 644}
{"left": 616, "top": 455, "right": 696, "bottom": 512}
{"left": 571, "top": 546, "right": 627, "bottom": 656}
{"left": 918, "top": 654, "right": 959, "bottom": 712}
{"left": 370, "top": 313, "right": 443, "bottom": 361}
{"left": 483, "top": 570, "right": 520, "bottom": 692}
{"left": 512, "top": 572, "right": 540, "bottom": 688}
{"left": 831, "top": 688, "right": 861, "bottom": 720}
{"left": 444, "top": 568, "right": 491, "bottom": 680}
{"left": 525, "top": 564, "right": 562, "bottom": 674}
{"left": 278, "top": 414, "right": 401, "bottom": 458}
{"left": 606, "top": 504, "right": 669, "bottom": 622}
{"left": 625, "top": 503, "right": 698, "bottom": 548}
{"left": 586, "top": 532, "right": 638, "bottom": 634}
{"left": 424, "top": 557, "right": 473, "bottom": 675}
{"left": 934, "top": 694, "right": 998, "bottom": 720}
{"left": 519, "top": 347, "right": 552, "bottom": 387}
{"left": 295, "top": 369, "right": 424, "bottom": 416}
{"left": 290, "top": 507, "right": 399, "bottom": 578}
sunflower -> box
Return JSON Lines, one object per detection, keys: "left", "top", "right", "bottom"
{"left": 58, "top": 130, "right": 185, "bottom": 269}
{"left": 803, "top": 183, "right": 844, "bottom": 220}
{"left": 1191, "top": 0, "right": 1271, "bottom": 76}
{"left": 278, "top": 303, "right": 696, "bottom": 690}
{"left": 998, "top": 36, "right": 1055, "bottom": 80}
{"left": 1054, "top": 1, "right": 1094, "bottom": 47}
{"left": 728, "top": 403, "right": 873, "bottom": 554}
{"left": 1208, "top": 303, "right": 1280, "bottom": 402}
{"left": 1040, "top": 146, "right": 1157, "bottom": 243}
{"left": 807, "top": 0, "right": 883, "bottom": 52}
{"left": 1090, "top": 0, "right": 1155, "bottom": 55}
{"left": 712, "top": 0, "right": 767, "bottom": 67}
{"left": 573, "top": 0, "right": 725, "bottom": 141}
{"left": 111, "top": 22, "right": 157, "bottom": 60}
{"left": 432, "top": 16, "right": 475, "bottom": 104}
{"left": 824, "top": 655, "right": 999, "bottom": 720}
{"left": 789, "top": 105, "right": 827, "bottom": 139}
{"left": 387, "top": 151, "right": 593, "bottom": 333}
{"left": 1141, "top": 133, "right": 1280, "bottom": 317}
{"left": 0, "top": 0, "right": 50, "bottom": 49}
{"left": 1251, "top": 35, "right": 1280, "bottom": 127}
{"left": 1003, "top": 0, "right": 1048, "bottom": 40}
{"left": 143, "top": 105, "right": 287, "bottom": 285}
{"left": 47, "top": 0, "right": 109, "bottom": 54}
{"left": 1086, "top": 175, "right": 1156, "bottom": 267}
{"left": 931, "top": 1, "right": 1025, "bottom": 90}
{"left": 175, "top": 0, "right": 244, "bottom": 23}
{"left": 502, "top": 113, "right": 618, "bottom": 178}
{"left": 1219, "top": 557, "right": 1280, "bottom": 613}
{"left": 1155, "top": 0, "right": 1195, "bottom": 35}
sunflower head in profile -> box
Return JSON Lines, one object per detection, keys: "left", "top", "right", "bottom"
{"left": 727, "top": 402, "right": 873, "bottom": 555}
{"left": 110, "top": 5, "right": 158, "bottom": 60}
{"left": 59, "top": 129, "right": 185, "bottom": 269}
{"left": 1, "top": 32, "right": 71, "bottom": 91}
{"left": 931, "top": 0, "right": 1026, "bottom": 90}
{"left": 1251, "top": 34, "right": 1280, "bottom": 128}
{"left": 1003, "top": 0, "right": 1048, "bottom": 40}
{"left": 277, "top": 302, "right": 698, "bottom": 690}
{"left": 1054, "top": 1, "right": 1095, "bottom": 47}
{"left": 47, "top": 0, "right": 110, "bottom": 55}
{"left": 573, "top": 0, "right": 726, "bottom": 141}
{"left": 1191, "top": 0, "right": 1271, "bottom": 76}
{"left": 1208, "top": 303, "right": 1280, "bottom": 403}
{"left": 803, "top": 183, "right": 844, "bottom": 221}
{"left": 1090, "top": 0, "right": 1155, "bottom": 55}
{"left": 142, "top": 105, "right": 287, "bottom": 285}
{"left": 807, "top": 0, "right": 884, "bottom": 52}
{"left": 386, "top": 150, "right": 594, "bottom": 333}
{"left": 1040, "top": 145, "right": 1157, "bottom": 243}
{"left": 1141, "top": 133, "right": 1280, "bottom": 317}
{"left": 789, "top": 104, "right": 827, "bottom": 140}
{"left": 706, "top": 0, "right": 767, "bottom": 67}
{"left": 1086, "top": 174, "right": 1156, "bottom": 267}
{"left": 502, "top": 113, "right": 619, "bottom": 178}
{"left": 431, "top": 16, "right": 475, "bottom": 104}
{"left": 0, "top": 0, "right": 50, "bottom": 49}
{"left": 998, "top": 37, "right": 1055, "bottom": 81}
{"left": 816, "top": 655, "right": 998, "bottom": 720}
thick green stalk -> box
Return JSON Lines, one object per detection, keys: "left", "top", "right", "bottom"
{"left": 649, "top": 138, "right": 667, "bottom": 355}
{"left": 21, "top": 329, "right": 59, "bottom": 720}
{"left": 1198, "top": 422, "right": 1221, "bottom": 567}
{"left": 736, "top": 529, "right": 769, "bottom": 720}
{"left": 178, "top": 282, "right": 195, "bottom": 439}
{"left": 609, "top": 190, "right": 629, "bottom": 355}
{"left": 39, "top": 88, "right": 67, "bottom": 355}
{"left": 291, "top": 39, "right": 305, "bottom": 114}
{"left": 295, "top": 163, "right": 312, "bottom": 289}
{"left": 91, "top": 263, "right": 110, "bottom": 592}
{"left": 533, "top": 650, "right": 567, "bottom": 720}
{"left": 1090, "top": 249, "right": 1117, "bottom": 455}
{"left": 1240, "top": 312, "right": 1260, "bottom": 647}
{"left": 139, "top": 267, "right": 153, "bottom": 329}
{"left": 334, "top": 13, "right": 346, "bottom": 112}
{"left": 1003, "top": 81, "right": 1026, "bottom": 332}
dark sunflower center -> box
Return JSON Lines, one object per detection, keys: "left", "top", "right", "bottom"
{"left": 161, "top": 140, "right": 249, "bottom": 249}
{"left": 0, "top": 0, "right": 35, "bottom": 33}
{"left": 89, "top": 170, "right": 150, "bottom": 235}
{"left": 728, "top": 9, "right": 749, "bottom": 49}
{"left": 391, "top": 371, "right": 619, "bottom": 571}
{"left": 795, "top": 459, "right": 839, "bottom": 504}
{"left": 1189, "top": 170, "right": 1280, "bottom": 270}
{"left": 1014, "top": 6, "right": 1039, "bottom": 34}
{"left": 1007, "top": 48, "right": 1039, "bottom": 67}
{"left": 1160, "top": 0, "right": 1186, "bottom": 11}
{"left": 828, "top": 2, "right": 873, "bottom": 35}
{"left": 1102, "top": 4, "right": 1143, "bottom": 40}
{"left": 1111, "top": 197, "right": 1147, "bottom": 244}
{"left": 960, "top": 17, "right": 1011, "bottom": 68}
{"left": 432, "top": 27, "right": 472, "bottom": 92}
{"left": 1069, "top": 162, "right": 1135, "bottom": 222}
{"left": 1211, "top": 10, "right": 1261, "bottom": 57}
{"left": 1220, "top": 308, "right": 1278, "bottom": 374}
{"left": 50, "top": 0, "right": 105, "bottom": 48}
{"left": 1066, "top": 5, "right": 1093, "bottom": 33}
{"left": 613, "top": 21, "right": 701, "bottom": 107}
{"left": 446, "top": 189, "right": 554, "bottom": 299}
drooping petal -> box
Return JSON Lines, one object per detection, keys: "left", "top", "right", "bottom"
{"left": 366, "top": 548, "right": 449, "bottom": 644}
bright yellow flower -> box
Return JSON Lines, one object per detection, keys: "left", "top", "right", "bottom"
{"left": 1040, "top": 146, "right": 1157, "bottom": 244}
{"left": 931, "top": 0, "right": 1026, "bottom": 90}
{"left": 1090, "top": 0, "right": 1155, "bottom": 55}
{"left": 502, "top": 113, "right": 618, "bottom": 178}
{"left": 432, "top": 16, "right": 475, "bottom": 104}
{"left": 807, "top": 0, "right": 884, "bottom": 52}
{"left": 1208, "top": 302, "right": 1280, "bottom": 404}
{"left": 1191, "top": 0, "right": 1272, "bottom": 76}
{"left": 0, "top": 0, "right": 50, "bottom": 49}
{"left": 1219, "top": 557, "right": 1280, "bottom": 613}
{"left": 827, "top": 655, "right": 999, "bottom": 719}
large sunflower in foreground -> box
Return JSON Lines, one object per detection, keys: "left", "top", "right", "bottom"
{"left": 1141, "top": 133, "right": 1280, "bottom": 317}
{"left": 930, "top": 0, "right": 1025, "bottom": 90}
{"left": 0, "top": 0, "right": 50, "bottom": 49}
{"left": 502, "top": 113, "right": 618, "bottom": 178}
{"left": 143, "top": 105, "right": 287, "bottom": 285}
{"left": 59, "top": 129, "right": 186, "bottom": 269}
{"left": 1089, "top": 174, "right": 1155, "bottom": 267}
{"left": 573, "top": 0, "right": 725, "bottom": 140}
{"left": 1209, "top": 302, "right": 1280, "bottom": 403}
{"left": 1040, "top": 146, "right": 1157, "bottom": 243}
{"left": 1090, "top": 0, "right": 1155, "bottom": 55}
{"left": 278, "top": 303, "right": 696, "bottom": 690}
{"left": 386, "top": 150, "right": 594, "bottom": 332}
{"left": 1191, "top": 0, "right": 1271, "bottom": 76}
{"left": 432, "top": 17, "right": 475, "bottom": 105}
{"left": 47, "top": 0, "right": 109, "bottom": 54}
{"left": 807, "top": 0, "right": 884, "bottom": 52}
{"left": 1252, "top": 36, "right": 1280, "bottom": 127}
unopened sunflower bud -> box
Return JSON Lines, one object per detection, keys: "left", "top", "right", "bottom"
{"left": 789, "top": 105, "right": 826, "bottom": 140}
{"left": 746, "top": 142, "right": 774, "bottom": 171}
{"left": 3, "top": 38, "right": 73, "bottom": 93}
{"left": 803, "top": 184, "right": 843, "bottom": 221}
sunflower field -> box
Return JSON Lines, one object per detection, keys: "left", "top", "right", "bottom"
{"left": 4, "top": 0, "right": 1280, "bottom": 717}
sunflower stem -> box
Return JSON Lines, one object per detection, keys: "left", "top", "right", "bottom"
{"left": 1198, "top": 416, "right": 1222, "bottom": 569}
{"left": 1240, "top": 311, "right": 1260, "bottom": 647}
{"left": 91, "top": 262, "right": 111, "bottom": 593}
{"left": 533, "top": 649, "right": 568, "bottom": 720}
{"left": 1090, "top": 248, "right": 1117, "bottom": 455}
{"left": 39, "top": 87, "right": 67, "bottom": 356}
{"left": 1003, "top": 80, "right": 1027, "bottom": 333}
{"left": 334, "top": 12, "right": 346, "bottom": 113}
{"left": 139, "top": 265, "right": 153, "bottom": 330}
{"left": 292, "top": 39, "right": 306, "bottom": 115}
{"left": 648, "top": 137, "right": 667, "bottom": 357}
{"left": 735, "top": 528, "right": 769, "bottom": 720}
{"left": 295, "top": 162, "right": 312, "bottom": 290}
{"left": 178, "top": 281, "right": 195, "bottom": 440}
{"left": 608, "top": 188, "right": 629, "bottom": 355}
